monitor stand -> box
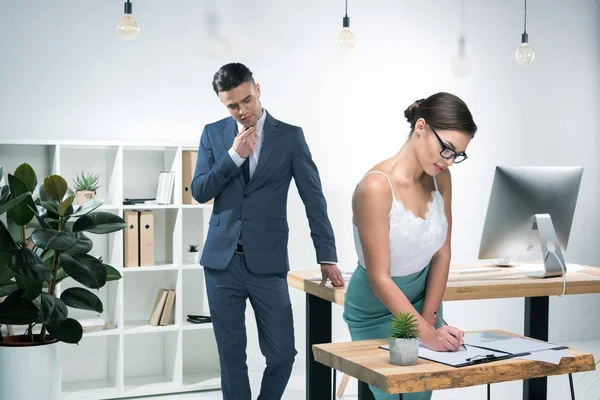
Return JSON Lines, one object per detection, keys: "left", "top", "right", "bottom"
{"left": 525, "top": 214, "right": 567, "bottom": 279}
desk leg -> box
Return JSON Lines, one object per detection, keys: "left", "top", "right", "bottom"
{"left": 358, "top": 381, "right": 376, "bottom": 400}
{"left": 569, "top": 373, "right": 576, "bottom": 400}
{"left": 307, "top": 293, "right": 332, "bottom": 400}
{"left": 523, "top": 296, "right": 549, "bottom": 400}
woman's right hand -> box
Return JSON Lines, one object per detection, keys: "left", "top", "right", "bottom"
{"left": 421, "top": 325, "right": 464, "bottom": 352}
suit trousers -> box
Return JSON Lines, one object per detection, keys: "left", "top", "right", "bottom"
{"left": 204, "top": 253, "right": 297, "bottom": 400}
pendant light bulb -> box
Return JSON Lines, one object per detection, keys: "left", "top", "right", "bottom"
{"left": 451, "top": 36, "right": 472, "bottom": 77}
{"left": 515, "top": 0, "right": 534, "bottom": 65}
{"left": 337, "top": 0, "right": 355, "bottom": 50}
{"left": 117, "top": 0, "right": 140, "bottom": 40}
{"left": 515, "top": 33, "right": 535, "bottom": 65}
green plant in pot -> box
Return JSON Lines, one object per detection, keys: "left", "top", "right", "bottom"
{"left": 389, "top": 311, "right": 420, "bottom": 366}
{"left": 73, "top": 171, "right": 101, "bottom": 204}
{"left": 0, "top": 163, "right": 126, "bottom": 400}
{"left": 187, "top": 244, "right": 200, "bottom": 264}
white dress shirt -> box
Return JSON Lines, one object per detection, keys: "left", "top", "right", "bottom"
{"left": 227, "top": 109, "right": 267, "bottom": 177}
{"left": 227, "top": 110, "right": 336, "bottom": 266}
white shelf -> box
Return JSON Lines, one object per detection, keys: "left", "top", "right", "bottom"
{"left": 182, "top": 372, "right": 221, "bottom": 391}
{"left": 62, "top": 380, "right": 120, "bottom": 400}
{"left": 181, "top": 204, "right": 213, "bottom": 209}
{"left": 0, "top": 141, "right": 220, "bottom": 399}
{"left": 81, "top": 329, "right": 121, "bottom": 338}
{"left": 123, "top": 376, "right": 179, "bottom": 394}
{"left": 123, "top": 263, "right": 181, "bottom": 272}
{"left": 123, "top": 321, "right": 180, "bottom": 334}
{"left": 123, "top": 204, "right": 179, "bottom": 210}
{"left": 182, "top": 321, "right": 214, "bottom": 331}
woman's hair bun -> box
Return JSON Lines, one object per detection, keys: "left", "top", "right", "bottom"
{"left": 404, "top": 98, "right": 425, "bottom": 125}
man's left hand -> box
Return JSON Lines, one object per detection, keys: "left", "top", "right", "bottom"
{"left": 320, "top": 263, "right": 345, "bottom": 287}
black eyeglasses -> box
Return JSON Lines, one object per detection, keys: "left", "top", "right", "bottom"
{"left": 429, "top": 124, "right": 468, "bottom": 163}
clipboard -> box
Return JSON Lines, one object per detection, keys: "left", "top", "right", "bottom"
{"left": 378, "top": 343, "right": 531, "bottom": 367}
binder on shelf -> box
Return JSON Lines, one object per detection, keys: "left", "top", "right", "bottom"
{"left": 182, "top": 150, "right": 199, "bottom": 205}
{"left": 138, "top": 210, "right": 154, "bottom": 267}
{"left": 182, "top": 150, "right": 213, "bottom": 205}
{"left": 159, "top": 289, "right": 176, "bottom": 326}
{"left": 149, "top": 289, "right": 169, "bottom": 326}
{"left": 123, "top": 211, "right": 139, "bottom": 267}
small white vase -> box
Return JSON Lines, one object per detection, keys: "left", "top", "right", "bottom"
{"left": 0, "top": 335, "right": 61, "bottom": 400}
{"left": 389, "top": 337, "right": 419, "bottom": 366}
{"left": 187, "top": 251, "right": 200, "bottom": 264}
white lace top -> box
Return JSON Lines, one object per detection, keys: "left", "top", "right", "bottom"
{"left": 353, "top": 171, "right": 448, "bottom": 277}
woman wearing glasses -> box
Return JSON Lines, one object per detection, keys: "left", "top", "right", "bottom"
{"left": 343, "top": 92, "right": 477, "bottom": 400}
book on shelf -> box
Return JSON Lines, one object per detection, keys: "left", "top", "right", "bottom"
{"left": 148, "top": 288, "right": 176, "bottom": 326}
{"left": 154, "top": 171, "right": 175, "bottom": 205}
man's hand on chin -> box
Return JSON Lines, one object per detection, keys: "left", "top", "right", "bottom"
{"left": 320, "top": 263, "right": 345, "bottom": 287}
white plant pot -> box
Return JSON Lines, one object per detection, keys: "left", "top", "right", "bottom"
{"left": 187, "top": 251, "right": 200, "bottom": 264}
{"left": 389, "top": 337, "right": 419, "bottom": 366}
{"left": 0, "top": 335, "right": 61, "bottom": 400}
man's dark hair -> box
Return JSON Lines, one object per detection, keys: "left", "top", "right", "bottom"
{"left": 212, "top": 63, "right": 255, "bottom": 94}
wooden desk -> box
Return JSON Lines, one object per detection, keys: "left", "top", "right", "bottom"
{"left": 312, "top": 330, "right": 596, "bottom": 399}
{"left": 288, "top": 263, "right": 600, "bottom": 400}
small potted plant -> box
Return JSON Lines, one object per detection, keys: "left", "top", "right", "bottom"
{"left": 73, "top": 171, "right": 101, "bottom": 204}
{"left": 187, "top": 244, "right": 200, "bottom": 264}
{"left": 389, "top": 311, "right": 420, "bottom": 366}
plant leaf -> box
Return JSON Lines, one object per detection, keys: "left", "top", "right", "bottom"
{"left": 46, "top": 318, "right": 83, "bottom": 344}
{"left": 27, "top": 203, "right": 49, "bottom": 229}
{"left": 0, "top": 220, "right": 17, "bottom": 249}
{"left": 58, "top": 195, "right": 75, "bottom": 217}
{"left": 44, "top": 175, "right": 68, "bottom": 202}
{"left": 0, "top": 185, "right": 10, "bottom": 204}
{"left": 31, "top": 228, "right": 77, "bottom": 251}
{"left": 14, "top": 163, "right": 37, "bottom": 192}
{"left": 61, "top": 287, "right": 103, "bottom": 313}
{"left": 38, "top": 182, "right": 51, "bottom": 202}
{"left": 7, "top": 174, "right": 35, "bottom": 226}
{"left": 73, "top": 212, "right": 127, "bottom": 234}
{"left": 59, "top": 253, "right": 107, "bottom": 289}
{"left": 104, "top": 264, "right": 122, "bottom": 281}
{"left": 9, "top": 247, "right": 54, "bottom": 282}
{"left": 41, "top": 200, "right": 60, "bottom": 217}
{"left": 0, "top": 289, "right": 39, "bottom": 325}
{"left": 0, "top": 191, "right": 31, "bottom": 216}
{"left": 64, "top": 232, "right": 93, "bottom": 255}
{"left": 16, "top": 275, "right": 43, "bottom": 301}
{"left": 40, "top": 292, "right": 68, "bottom": 325}
{"left": 71, "top": 197, "right": 103, "bottom": 217}
{"left": 0, "top": 280, "right": 18, "bottom": 297}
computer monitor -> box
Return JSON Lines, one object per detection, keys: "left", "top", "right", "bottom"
{"left": 478, "top": 166, "right": 584, "bottom": 278}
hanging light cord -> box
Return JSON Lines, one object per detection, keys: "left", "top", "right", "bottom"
{"left": 524, "top": 0, "right": 527, "bottom": 33}
{"left": 345, "top": 0, "right": 348, "bottom": 17}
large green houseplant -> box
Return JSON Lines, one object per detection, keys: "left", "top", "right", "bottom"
{"left": 0, "top": 163, "right": 126, "bottom": 400}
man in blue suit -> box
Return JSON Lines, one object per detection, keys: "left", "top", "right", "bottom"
{"left": 191, "top": 63, "right": 345, "bottom": 400}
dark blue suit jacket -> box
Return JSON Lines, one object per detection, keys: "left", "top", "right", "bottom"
{"left": 191, "top": 112, "right": 337, "bottom": 274}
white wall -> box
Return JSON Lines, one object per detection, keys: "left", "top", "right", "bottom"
{"left": 2, "top": 0, "right": 600, "bottom": 398}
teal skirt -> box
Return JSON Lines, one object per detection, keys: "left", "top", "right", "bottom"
{"left": 342, "top": 263, "right": 441, "bottom": 400}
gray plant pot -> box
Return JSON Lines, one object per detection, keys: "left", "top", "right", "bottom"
{"left": 389, "top": 337, "right": 419, "bottom": 366}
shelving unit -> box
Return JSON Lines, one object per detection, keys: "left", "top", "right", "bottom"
{"left": 0, "top": 140, "right": 219, "bottom": 399}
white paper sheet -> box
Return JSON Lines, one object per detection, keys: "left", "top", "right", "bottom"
{"left": 464, "top": 331, "right": 564, "bottom": 354}
{"left": 517, "top": 349, "right": 573, "bottom": 365}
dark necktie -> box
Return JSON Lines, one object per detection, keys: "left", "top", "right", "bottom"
{"left": 242, "top": 157, "right": 250, "bottom": 185}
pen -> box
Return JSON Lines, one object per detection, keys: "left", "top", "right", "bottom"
{"left": 434, "top": 311, "right": 467, "bottom": 351}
